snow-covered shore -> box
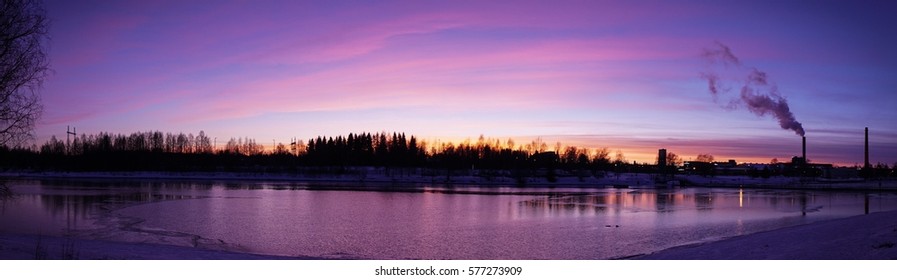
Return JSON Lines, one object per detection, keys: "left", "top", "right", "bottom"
{"left": 4, "top": 210, "right": 896, "bottom": 260}
{"left": 638, "top": 210, "right": 897, "bottom": 260}
{"left": 5, "top": 170, "right": 895, "bottom": 190}
{"left": 679, "top": 175, "right": 897, "bottom": 190}
{"left": 0, "top": 170, "right": 660, "bottom": 188}
{"left": 0, "top": 233, "right": 311, "bottom": 260}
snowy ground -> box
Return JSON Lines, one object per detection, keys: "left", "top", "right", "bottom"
{"left": 4, "top": 210, "right": 896, "bottom": 260}
{"left": 679, "top": 175, "right": 897, "bottom": 190}
{"left": 638, "top": 210, "right": 897, "bottom": 260}
{"left": 0, "top": 233, "right": 313, "bottom": 260}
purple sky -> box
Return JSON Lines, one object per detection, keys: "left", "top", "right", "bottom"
{"left": 37, "top": 0, "right": 897, "bottom": 165}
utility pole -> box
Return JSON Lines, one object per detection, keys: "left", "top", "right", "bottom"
{"left": 290, "top": 137, "right": 297, "bottom": 157}
{"left": 66, "top": 126, "right": 76, "bottom": 154}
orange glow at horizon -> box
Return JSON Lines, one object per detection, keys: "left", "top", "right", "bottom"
{"left": 255, "top": 133, "right": 825, "bottom": 166}
{"left": 37, "top": 1, "right": 897, "bottom": 166}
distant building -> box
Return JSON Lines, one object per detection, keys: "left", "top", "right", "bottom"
{"left": 682, "top": 161, "right": 714, "bottom": 175}
{"left": 658, "top": 149, "right": 667, "bottom": 168}
{"left": 684, "top": 160, "right": 762, "bottom": 176}
{"left": 680, "top": 156, "right": 838, "bottom": 178}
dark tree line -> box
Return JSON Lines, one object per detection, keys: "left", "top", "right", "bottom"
{"left": 7, "top": 131, "right": 220, "bottom": 171}
{"left": 305, "top": 132, "right": 424, "bottom": 167}
{"left": 4, "top": 130, "right": 894, "bottom": 178}
{"left": 38, "top": 130, "right": 214, "bottom": 155}
{"left": 298, "top": 132, "right": 615, "bottom": 178}
{"left": 1, "top": 130, "right": 621, "bottom": 176}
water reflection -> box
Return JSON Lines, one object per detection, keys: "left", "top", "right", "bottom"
{"left": 1, "top": 179, "right": 214, "bottom": 235}
{"left": 655, "top": 191, "right": 674, "bottom": 212}
{"left": 0, "top": 181, "right": 13, "bottom": 216}
{"left": 2, "top": 179, "right": 896, "bottom": 259}
{"left": 35, "top": 179, "right": 215, "bottom": 190}
{"left": 0, "top": 181, "right": 11, "bottom": 199}
{"left": 515, "top": 188, "right": 882, "bottom": 218}
{"left": 865, "top": 193, "right": 869, "bottom": 214}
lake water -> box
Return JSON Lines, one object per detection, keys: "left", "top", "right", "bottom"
{"left": 2, "top": 179, "right": 896, "bottom": 259}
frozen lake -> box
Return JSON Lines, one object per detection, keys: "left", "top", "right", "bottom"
{"left": 2, "top": 179, "right": 896, "bottom": 259}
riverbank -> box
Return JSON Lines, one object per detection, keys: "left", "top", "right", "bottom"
{"left": 638, "top": 210, "right": 897, "bottom": 260}
{"left": 0, "top": 170, "right": 659, "bottom": 187}
{"left": 3, "top": 170, "right": 895, "bottom": 190}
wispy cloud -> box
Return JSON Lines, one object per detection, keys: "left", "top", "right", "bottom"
{"left": 35, "top": 0, "right": 897, "bottom": 165}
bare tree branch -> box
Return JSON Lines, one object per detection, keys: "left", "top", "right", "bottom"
{"left": 0, "top": 0, "right": 48, "bottom": 147}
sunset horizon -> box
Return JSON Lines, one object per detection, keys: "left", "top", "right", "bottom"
{"left": 5, "top": 0, "right": 897, "bottom": 271}
{"left": 30, "top": 0, "right": 897, "bottom": 167}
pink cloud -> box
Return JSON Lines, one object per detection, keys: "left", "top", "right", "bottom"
{"left": 249, "top": 11, "right": 471, "bottom": 64}
{"left": 160, "top": 32, "right": 705, "bottom": 124}
{"left": 36, "top": 1, "right": 896, "bottom": 166}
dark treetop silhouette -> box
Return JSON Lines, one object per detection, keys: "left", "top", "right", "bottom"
{"left": 3, "top": 130, "right": 894, "bottom": 179}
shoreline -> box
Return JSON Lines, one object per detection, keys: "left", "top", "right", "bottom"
{"left": 0, "top": 170, "right": 663, "bottom": 188}
{"left": 0, "top": 233, "right": 314, "bottom": 260}
{"left": 3, "top": 170, "right": 896, "bottom": 191}
{"left": 637, "top": 210, "right": 897, "bottom": 260}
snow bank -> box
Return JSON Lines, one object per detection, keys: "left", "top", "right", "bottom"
{"left": 0, "top": 233, "right": 312, "bottom": 260}
{"left": 7, "top": 209, "right": 896, "bottom": 260}
{"left": 638, "top": 210, "right": 897, "bottom": 260}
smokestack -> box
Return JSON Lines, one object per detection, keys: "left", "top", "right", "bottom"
{"left": 658, "top": 149, "right": 667, "bottom": 168}
{"left": 802, "top": 136, "right": 806, "bottom": 162}
{"left": 865, "top": 127, "right": 870, "bottom": 169}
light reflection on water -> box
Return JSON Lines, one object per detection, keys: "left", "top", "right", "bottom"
{"left": 1, "top": 179, "right": 896, "bottom": 259}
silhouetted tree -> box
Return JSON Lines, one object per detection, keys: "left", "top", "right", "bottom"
{"left": 150, "top": 131, "right": 163, "bottom": 152}
{"left": 273, "top": 142, "right": 288, "bottom": 155}
{"left": 613, "top": 150, "right": 626, "bottom": 164}
{"left": 224, "top": 137, "right": 241, "bottom": 155}
{"left": 666, "top": 152, "right": 682, "bottom": 167}
{"left": 592, "top": 147, "right": 610, "bottom": 168}
{"left": 696, "top": 154, "right": 715, "bottom": 163}
{"left": 0, "top": 0, "right": 49, "bottom": 147}
{"left": 195, "top": 130, "right": 212, "bottom": 153}
{"left": 39, "top": 135, "right": 64, "bottom": 154}
{"left": 375, "top": 133, "right": 388, "bottom": 166}
{"left": 408, "top": 135, "right": 421, "bottom": 166}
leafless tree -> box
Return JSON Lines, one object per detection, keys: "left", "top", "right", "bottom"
{"left": 1, "top": 0, "right": 49, "bottom": 147}
{"left": 696, "top": 154, "right": 715, "bottom": 163}
{"left": 666, "top": 152, "right": 682, "bottom": 166}
{"left": 592, "top": 147, "right": 610, "bottom": 166}
{"left": 613, "top": 149, "right": 626, "bottom": 164}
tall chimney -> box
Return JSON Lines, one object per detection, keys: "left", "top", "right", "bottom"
{"left": 802, "top": 136, "right": 806, "bottom": 162}
{"left": 865, "top": 127, "right": 870, "bottom": 169}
